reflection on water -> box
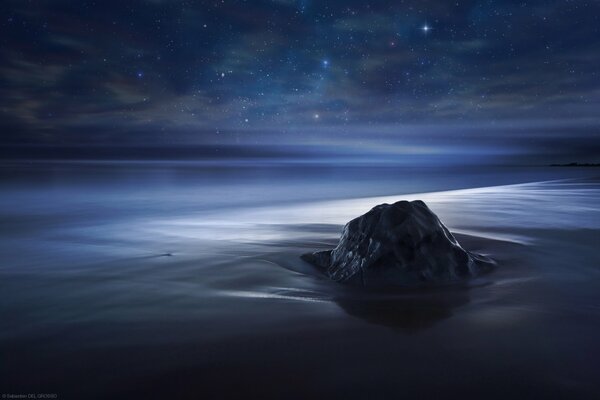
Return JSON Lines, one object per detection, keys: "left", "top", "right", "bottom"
{"left": 259, "top": 232, "right": 507, "bottom": 331}
{"left": 1, "top": 162, "right": 599, "bottom": 399}
{"left": 334, "top": 289, "right": 472, "bottom": 332}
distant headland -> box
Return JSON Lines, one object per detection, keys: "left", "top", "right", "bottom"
{"left": 550, "top": 162, "right": 600, "bottom": 167}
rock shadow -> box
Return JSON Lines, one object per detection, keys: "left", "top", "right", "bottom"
{"left": 332, "top": 285, "right": 474, "bottom": 332}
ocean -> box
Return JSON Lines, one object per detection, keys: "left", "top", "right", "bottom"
{"left": 1, "top": 161, "right": 599, "bottom": 399}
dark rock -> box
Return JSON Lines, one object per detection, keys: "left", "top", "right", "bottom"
{"left": 301, "top": 200, "right": 494, "bottom": 287}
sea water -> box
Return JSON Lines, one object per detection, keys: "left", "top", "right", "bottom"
{"left": 1, "top": 161, "right": 599, "bottom": 399}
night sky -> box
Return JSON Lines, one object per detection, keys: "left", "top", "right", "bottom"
{"left": 1, "top": 0, "right": 598, "bottom": 162}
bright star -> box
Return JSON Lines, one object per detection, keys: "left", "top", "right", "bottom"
{"left": 322, "top": 60, "right": 329, "bottom": 67}
{"left": 314, "top": 113, "right": 320, "bottom": 119}
{"left": 422, "top": 24, "right": 431, "bottom": 33}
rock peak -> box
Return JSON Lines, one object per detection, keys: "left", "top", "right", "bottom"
{"left": 302, "top": 200, "right": 494, "bottom": 287}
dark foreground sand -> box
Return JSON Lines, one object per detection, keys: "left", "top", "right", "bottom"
{"left": 1, "top": 176, "right": 599, "bottom": 399}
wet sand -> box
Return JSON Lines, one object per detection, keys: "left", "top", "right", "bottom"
{"left": 1, "top": 166, "right": 599, "bottom": 399}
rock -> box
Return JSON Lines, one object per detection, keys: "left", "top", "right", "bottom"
{"left": 301, "top": 200, "right": 494, "bottom": 287}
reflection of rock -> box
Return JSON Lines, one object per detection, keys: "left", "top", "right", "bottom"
{"left": 334, "top": 289, "right": 471, "bottom": 332}
{"left": 302, "top": 200, "right": 494, "bottom": 287}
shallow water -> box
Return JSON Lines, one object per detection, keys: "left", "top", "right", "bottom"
{"left": 1, "top": 163, "right": 599, "bottom": 399}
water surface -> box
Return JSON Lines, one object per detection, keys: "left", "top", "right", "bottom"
{"left": 1, "top": 162, "right": 599, "bottom": 399}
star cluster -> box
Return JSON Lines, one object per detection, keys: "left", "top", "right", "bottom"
{"left": 0, "top": 0, "right": 598, "bottom": 161}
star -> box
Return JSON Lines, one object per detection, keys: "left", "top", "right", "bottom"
{"left": 322, "top": 60, "right": 329, "bottom": 67}
{"left": 422, "top": 24, "right": 431, "bottom": 33}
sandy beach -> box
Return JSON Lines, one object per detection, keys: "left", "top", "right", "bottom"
{"left": 1, "top": 164, "right": 599, "bottom": 399}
